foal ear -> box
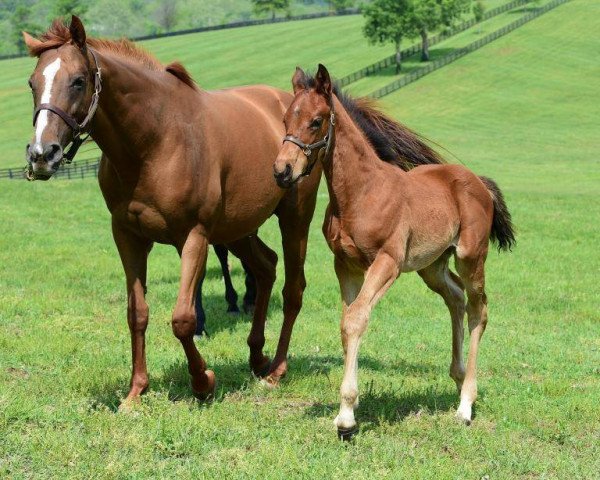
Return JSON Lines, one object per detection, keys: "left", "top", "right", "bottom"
{"left": 22, "top": 32, "right": 43, "bottom": 56}
{"left": 292, "top": 66, "right": 306, "bottom": 95}
{"left": 69, "top": 15, "right": 87, "bottom": 50}
{"left": 315, "top": 64, "right": 332, "bottom": 98}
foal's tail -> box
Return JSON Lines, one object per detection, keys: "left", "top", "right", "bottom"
{"left": 479, "top": 176, "right": 516, "bottom": 252}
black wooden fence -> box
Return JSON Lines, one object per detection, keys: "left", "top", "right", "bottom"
{"left": 369, "top": 0, "right": 570, "bottom": 99}
{"left": 337, "top": 0, "right": 532, "bottom": 87}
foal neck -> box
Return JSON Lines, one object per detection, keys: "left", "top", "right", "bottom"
{"left": 323, "top": 97, "right": 402, "bottom": 215}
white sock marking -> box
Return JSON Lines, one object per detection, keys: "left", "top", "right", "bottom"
{"left": 34, "top": 58, "right": 62, "bottom": 154}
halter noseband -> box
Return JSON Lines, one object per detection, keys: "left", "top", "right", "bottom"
{"left": 29, "top": 48, "right": 102, "bottom": 176}
{"left": 282, "top": 100, "right": 335, "bottom": 178}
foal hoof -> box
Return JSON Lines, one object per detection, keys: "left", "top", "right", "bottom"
{"left": 337, "top": 425, "right": 359, "bottom": 442}
{"left": 192, "top": 370, "right": 216, "bottom": 401}
{"left": 259, "top": 374, "right": 282, "bottom": 390}
{"left": 243, "top": 303, "right": 255, "bottom": 316}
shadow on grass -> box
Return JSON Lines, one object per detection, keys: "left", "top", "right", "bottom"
{"left": 84, "top": 350, "right": 443, "bottom": 416}
{"left": 304, "top": 384, "right": 460, "bottom": 430}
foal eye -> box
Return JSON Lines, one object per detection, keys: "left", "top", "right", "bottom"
{"left": 71, "top": 77, "right": 86, "bottom": 90}
{"left": 310, "top": 118, "right": 323, "bottom": 129}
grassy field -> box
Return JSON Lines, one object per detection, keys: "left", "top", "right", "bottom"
{"left": 1, "top": 0, "right": 599, "bottom": 478}
{"left": 0, "top": 0, "right": 513, "bottom": 169}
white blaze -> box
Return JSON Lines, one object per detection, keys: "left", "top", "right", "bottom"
{"left": 33, "top": 58, "right": 62, "bottom": 154}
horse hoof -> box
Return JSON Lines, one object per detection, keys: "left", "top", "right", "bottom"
{"left": 243, "top": 303, "right": 255, "bottom": 315}
{"left": 337, "top": 425, "right": 359, "bottom": 441}
{"left": 192, "top": 370, "right": 216, "bottom": 401}
{"left": 251, "top": 357, "right": 272, "bottom": 378}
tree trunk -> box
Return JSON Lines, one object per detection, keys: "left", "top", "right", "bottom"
{"left": 420, "top": 30, "right": 430, "bottom": 62}
{"left": 395, "top": 42, "right": 402, "bottom": 73}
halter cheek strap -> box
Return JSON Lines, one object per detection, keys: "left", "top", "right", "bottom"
{"left": 30, "top": 48, "right": 102, "bottom": 166}
{"left": 282, "top": 100, "right": 336, "bottom": 178}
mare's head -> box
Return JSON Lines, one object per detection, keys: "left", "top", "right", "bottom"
{"left": 24, "top": 16, "right": 98, "bottom": 180}
{"left": 274, "top": 64, "right": 334, "bottom": 188}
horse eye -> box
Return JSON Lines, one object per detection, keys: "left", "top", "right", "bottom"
{"left": 28, "top": 79, "right": 33, "bottom": 90}
{"left": 310, "top": 118, "right": 323, "bottom": 129}
{"left": 71, "top": 77, "right": 86, "bottom": 90}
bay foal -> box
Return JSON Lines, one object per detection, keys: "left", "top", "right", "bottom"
{"left": 274, "top": 65, "right": 515, "bottom": 438}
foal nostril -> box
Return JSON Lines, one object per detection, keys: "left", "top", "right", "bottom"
{"left": 274, "top": 163, "right": 292, "bottom": 180}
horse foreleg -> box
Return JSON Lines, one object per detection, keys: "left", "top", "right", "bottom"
{"left": 172, "top": 230, "right": 215, "bottom": 399}
{"left": 334, "top": 253, "right": 399, "bottom": 439}
{"left": 112, "top": 223, "right": 152, "bottom": 405}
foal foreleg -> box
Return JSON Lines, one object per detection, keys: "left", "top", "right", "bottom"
{"left": 214, "top": 244, "right": 240, "bottom": 313}
{"left": 334, "top": 254, "right": 399, "bottom": 437}
{"left": 172, "top": 230, "right": 215, "bottom": 399}
{"left": 112, "top": 224, "right": 152, "bottom": 404}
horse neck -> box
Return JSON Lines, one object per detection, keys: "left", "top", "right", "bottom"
{"left": 90, "top": 50, "right": 199, "bottom": 175}
{"left": 323, "top": 97, "right": 402, "bottom": 216}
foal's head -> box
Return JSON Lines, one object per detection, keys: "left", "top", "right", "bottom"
{"left": 24, "top": 16, "right": 98, "bottom": 180}
{"left": 274, "top": 64, "right": 334, "bottom": 188}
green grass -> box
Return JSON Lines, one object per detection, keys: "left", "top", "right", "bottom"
{"left": 1, "top": 0, "right": 599, "bottom": 477}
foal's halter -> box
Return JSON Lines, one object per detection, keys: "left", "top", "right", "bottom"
{"left": 282, "top": 100, "right": 335, "bottom": 178}
{"left": 28, "top": 48, "right": 102, "bottom": 177}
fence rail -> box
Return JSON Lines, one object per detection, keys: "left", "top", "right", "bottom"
{"left": 0, "top": 9, "right": 359, "bottom": 62}
{"left": 337, "top": 0, "right": 531, "bottom": 87}
{"left": 369, "top": 0, "right": 569, "bottom": 99}
{"left": 0, "top": 157, "right": 101, "bottom": 180}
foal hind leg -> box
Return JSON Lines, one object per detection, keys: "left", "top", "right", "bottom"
{"left": 418, "top": 252, "right": 466, "bottom": 392}
{"left": 226, "top": 235, "right": 277, "bottom": 377}
{"left": 454, "top": 242, "right": 489, "bottom": 424}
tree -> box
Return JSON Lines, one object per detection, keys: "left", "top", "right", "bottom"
{"left": 251, "top": 0, "right": 290, "bottom": 20}
{"left": 440, "top": 0, "right": 472, "bottom": 29}
{"left": 11, "top": 5, "right": 39, "bottom": 54}
{"left": 473, "top": 0, "right": 485, "bottom": 22}
{"left": 51, "top": 0, "right": 88, "bottom": 22}
{"left": 363, "top": 0, "right": 412, "bottom": 73}
{"left": 328, "top": 0, "right": 354, "bottom": 14}
{"left": 155, "top": 0, "right": 179, "bottom": 32}
{"left": 405, "top": 0, "right": 442, "bottom": 62}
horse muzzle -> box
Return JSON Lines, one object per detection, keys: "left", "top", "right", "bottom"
{"left": 26, "top": 142, "right": 63, "bottom": 180}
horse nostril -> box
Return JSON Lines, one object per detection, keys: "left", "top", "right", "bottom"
{"left": 42, "top": 143, "right": 62, "bottom": 163}
{"left": 283, "top": 164, "right": 292, "bottom": 178}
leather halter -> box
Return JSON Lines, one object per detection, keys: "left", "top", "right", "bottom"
{"left": 31, "top": 48, "right": 102, "bottom": 165}
{"left": 282, "top": 100, "right": 335, "bottom": 178}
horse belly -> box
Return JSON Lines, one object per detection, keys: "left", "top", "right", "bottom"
{"left": 402, "top": 227, "right": 457, "bottom": 272}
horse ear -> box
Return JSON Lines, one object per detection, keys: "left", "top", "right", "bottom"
{"left": 69, "top": 15, "right": 87, "bottom": 50}
{"left": 315, "top": 64, "right": 332, "bottom": 98}
{"left": 292, "top": 66, "right": 306, "bottom": 95}
{"left": 22, "top": 32, "right": 43, "bottom": 56}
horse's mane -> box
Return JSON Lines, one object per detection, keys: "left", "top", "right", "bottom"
{"left": 300, "top": 75, "right": 445, "bottom": 169}
{"left": 27, "top": 20, "right": 197, "bottom": 90}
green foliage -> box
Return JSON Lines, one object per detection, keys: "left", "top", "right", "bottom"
{"left": 363, "top": 0, "right": 412, "bottom": 72}
{"left": 10, "top": 4, "right": 39, "bottom": 53}
{"left": 50, "top": 0, "right": 88, "bottom": 22}
{"left": 251, "top": 0, "right": 291, "bottom": 19}
{"left": 440, "top": 0, "right": 472, "bottom": 27}
{"left": 473, "top": 0, "right": 485, "bottom": 22}
{"left": 328, "top": 0, "right": 355, "bottom": 13}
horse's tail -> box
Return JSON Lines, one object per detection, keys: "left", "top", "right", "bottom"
{"left": 479, "top": 176, "right": 516, "bottom": 252}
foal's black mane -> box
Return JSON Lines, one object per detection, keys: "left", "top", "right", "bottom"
{"left": 301, "top": 75, "right": 445, "bottom": 169}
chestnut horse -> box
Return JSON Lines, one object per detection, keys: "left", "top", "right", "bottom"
{"left": 23, "top": 17, "right": 321, "bottom": 402}
{"left": 274, "top": 65, "right": 515, "bottom": 438}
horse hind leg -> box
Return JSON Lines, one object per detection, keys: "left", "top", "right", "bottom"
{"left": 418, "top": 251, "right": 467, "bottom": 393}
{"left": 226, "top": 235, "right": 277, "bottom": 378}
{"left": 454, "top": 240, "right": 489, "bottom": 424}
{"left": 214, "top": 244, "right": 240, "bottom": 314}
